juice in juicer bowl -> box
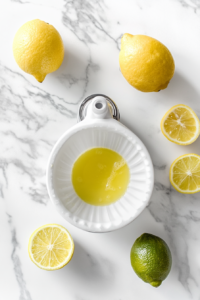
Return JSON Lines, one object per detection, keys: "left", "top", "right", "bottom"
{"left": 46, "top": 94, "right": 154, "bottom": 232}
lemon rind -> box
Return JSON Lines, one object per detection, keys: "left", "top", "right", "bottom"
{"left": 169, "top": 153, "right": 200, "bottom": 194}
{"left": 161, "top": 104, "right": 200, "bottom": 145}
{"left": 28, "top": 224, "right": 74, "bottom": 271}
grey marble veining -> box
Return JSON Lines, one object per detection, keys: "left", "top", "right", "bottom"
{"left": 8, "top": 214, "right": 32, "bottom": 300}
{"left": 0, "top": 160, "right": 8, "bottom": 198}
{"left": 62, "top": 0, "right": 121, "bottom": 49}
{"left": 0, "top": 63, "right": 76, "bottom": 120}
{"left": 11, "top": 0, "right": 30, "bottom": 4}
{"left": 148, "top": 179, "right": 200, "bottom": 296}
{"left": 178, "top": 0, "right": 200, "bottom": 13}
{"left": 1, "top": 0, "right": 200, "bottom": 299}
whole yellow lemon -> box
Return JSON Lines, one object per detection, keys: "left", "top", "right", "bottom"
{"left": 119, "top": 34, "right": 175, "bottom": 92}
{"left": 13, "top": 19, "right": 64, "bottom": 82}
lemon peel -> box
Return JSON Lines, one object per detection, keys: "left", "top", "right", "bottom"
{"left": 13, "top": 19, "right": 64, "bottom": 82}
{"left": 119, "top": 34, "right": 175, "bottom": 92}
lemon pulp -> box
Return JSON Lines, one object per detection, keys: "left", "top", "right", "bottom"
{"left": 170, "top": 154, "right": 200, "bottom": 194}
{"left": 28, "top": 224, "right": 74, "bottom": 270}
{"left": 72, "top": 148, "right": 130, "bottom": 206}
{"left": 161, "top": 104, "right": 200, "bottom": 145}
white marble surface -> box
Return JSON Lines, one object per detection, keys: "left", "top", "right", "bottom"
{"left": 1, "top": 0, "right": 200, "bottom": 299}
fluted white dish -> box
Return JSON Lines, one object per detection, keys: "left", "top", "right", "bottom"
{"left": 47, "top": 97, "right": 154, "bottom": 232}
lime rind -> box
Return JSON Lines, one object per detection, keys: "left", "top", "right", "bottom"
{"left": 130, "top": 233, "right": 172, "bottom": 287}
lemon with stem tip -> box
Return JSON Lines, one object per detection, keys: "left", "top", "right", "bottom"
{"left": 119, "top": 34, "right": 175, "bottom": 92}
{"left": 13, "top": 19, "right": 64, "bottom": 82}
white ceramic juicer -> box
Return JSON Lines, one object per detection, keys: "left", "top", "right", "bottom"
{"left": 46, "top": 94, "right": 154, "bottom": 233}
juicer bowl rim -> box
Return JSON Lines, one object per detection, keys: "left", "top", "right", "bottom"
{"left": 46, "top": 119, "right": 154, "bottom": 233}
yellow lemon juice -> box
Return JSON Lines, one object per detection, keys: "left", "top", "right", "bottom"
{"left": 72, "top": 148, "right": 130, "bottom": 206}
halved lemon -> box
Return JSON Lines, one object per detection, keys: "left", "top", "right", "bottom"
{"left": 170, "top": 154, "right": 200, "bottom": 194}
{"left": 28, "top": 224, "right": 74, "bottom": 270}
{"left": 161, "top": 104, "right": 200, "bottom": 145}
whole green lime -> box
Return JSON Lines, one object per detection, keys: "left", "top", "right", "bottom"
{"left": 130, "top": 233, "right": 172, "bottom": 287}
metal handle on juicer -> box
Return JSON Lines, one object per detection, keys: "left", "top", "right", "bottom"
{"left": 77, "top": 94, "right": 120, "bottom": 122}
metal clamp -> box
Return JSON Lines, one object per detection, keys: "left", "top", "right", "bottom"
{"left": 77, "top": 94, "right": 120, "bottom": 122}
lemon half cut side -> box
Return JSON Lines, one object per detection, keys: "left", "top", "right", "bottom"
{"left": 170, "top": 154, "right": 200, "bottom": 194}
{"left": 161, "top": 104, "right": 200, "bottom": 145}
{"left": 28, "top": 224, "right": 74, "bottom": 270}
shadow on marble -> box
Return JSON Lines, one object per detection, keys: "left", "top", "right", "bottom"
{"left": 53, "top": 49, "right": 85, "bottom": 75}
{"left": 162, "top": 71, "right": 200, "bottom": 107}
{"left": 58, "top": 240, "right": 114, "bottom": 288}
{"left": 102, "top": 208, "right": 159, "bottom": 247}
{"left": 182, "top": 132, "right": 200, "bottom": 155}
{"left": 48, "top": 48, "right": 90, "bottom": 88}
{"left": 121, "top": 70, "right": 199, "bottom": 132}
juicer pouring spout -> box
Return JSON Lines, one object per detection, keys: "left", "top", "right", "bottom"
{"left": 77, "top": 94, "right": 120, "bottom": 122}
